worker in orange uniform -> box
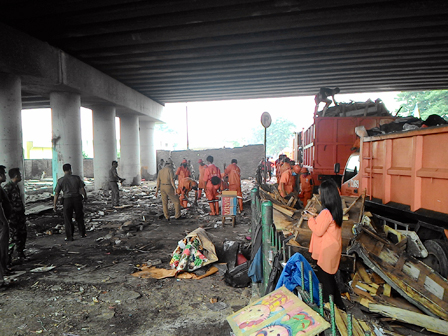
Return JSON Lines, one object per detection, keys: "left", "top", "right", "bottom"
{"left": 179, "top": 177, "right": 198, "bottom": 208}
{"left": 299, "top": 167, "right": 313, "bottom": 207}
{"left": 197, "top": 159, "right": 207, "bottom": 199}
{"left": 203, "top": 155, "right": 221, "bottom": 216}
{"left": 175, "top": 159, "right": 191, "bottom": 195}
{"left": 278, "top": 158, "right": 295, "bottom": 199}
{"left": 225, "top": 159, "right": 243, "bottom": 212}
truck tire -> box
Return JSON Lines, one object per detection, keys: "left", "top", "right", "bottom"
{"left": 422, "top": 240, "right": 448, "bottom": 278}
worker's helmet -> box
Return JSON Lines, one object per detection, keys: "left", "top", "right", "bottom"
{"left": 301, "top": 167, "right": 309, "bottom": 173}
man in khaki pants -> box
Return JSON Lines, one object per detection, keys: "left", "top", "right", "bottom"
{"left": 156, "top": 159, "right": 182, "bottom": 220}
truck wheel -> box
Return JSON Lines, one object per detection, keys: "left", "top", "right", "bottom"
{"left": 422, "top": 240, "right": 448, "bottom": 278}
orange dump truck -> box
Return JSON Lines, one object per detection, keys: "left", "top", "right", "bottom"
{"left": 341, "top": 124, "right": 448, "bottom": 276}
{"left": 295, "top": 115, "right": 395, "bottom": 187}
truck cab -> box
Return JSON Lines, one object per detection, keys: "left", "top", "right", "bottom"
{"left": 340, "top": 153, "right": 360, "bottom": 196}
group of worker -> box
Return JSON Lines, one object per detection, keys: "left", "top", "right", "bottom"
{"left": 156, "top": 156, "right": 243, "bottom": 220}
{"left": 275, "top": 155, "right": 314, "bottom": 208}
{"left": 0, "top": 165, "right": 28, "bottom": 285}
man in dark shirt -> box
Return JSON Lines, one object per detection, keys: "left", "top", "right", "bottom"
{"left": 4, "top": 168, "right": 27, "bottom": 261}
{"left": 0, "top": 165, "right": 11, "bottom": 281}
{"left": 53, "top": 164, "right": 88, "bottom": 241}
{"left": 314, "top": 87, "right": 340, "bottom": 116}
{"left": 109, "top": 161, "right": 125, "bottom": 207}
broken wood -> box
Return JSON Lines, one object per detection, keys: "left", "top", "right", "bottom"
{"left": 272, "top": 203, "right": 295, "bottom": 218}
{"left": 343, "top": 195, "right": 361, "bottom": 215}
{"left": 348, "top": 227, "right": 448, "bottom": 320}
{"left": 369, "top": 303, "right": 448, "bottom": 335}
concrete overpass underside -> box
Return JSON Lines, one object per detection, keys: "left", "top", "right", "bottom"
{"left": 1, "top": 0, "right": 448, "bottom": 190}
{"left": 2, "top": 0, "right": 448, "bottom": 106}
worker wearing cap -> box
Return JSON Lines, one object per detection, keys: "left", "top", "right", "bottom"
{"left": 156, "top": 159, "right": 182, "bottom": 220}
{"left": 179, "top": 177, "right": 198, "bottom": 208}
{"left": 278, "top": 158, "right": 295, "bottom": 199}
{"left": 197, "top": 159, "right": 207, "bottom": 199}
{"left": 175, "top": 159, "right": 191, "bottom": 196}
{"left": 299, "top": 168, "right": 313, "bottom": 207}
{"left": 225, "top": 159, "right": 243, "bottom": 212}
{"left": 203, "top": 155, "right": 221, "bottom": 216}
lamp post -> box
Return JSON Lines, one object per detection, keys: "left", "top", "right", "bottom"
{"left": 261, "top": 112, "right": 272, "bottom": 184}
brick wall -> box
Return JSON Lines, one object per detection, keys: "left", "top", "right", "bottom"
{"left": 24, "top": 158, "right": 95, "bottom": 179}
{"left": 156, "top": 144, "right": 263, "bottom": 179}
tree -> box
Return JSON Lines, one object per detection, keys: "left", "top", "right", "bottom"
{"left": 251, "top": 117, "right": 296, "bottom": 157}
{"left": 396, "top": 90, "right": 448, "bottom": 119}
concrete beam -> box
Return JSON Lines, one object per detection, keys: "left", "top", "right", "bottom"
{"left": 0, "top": 23, "right": 164, "bottom": 121}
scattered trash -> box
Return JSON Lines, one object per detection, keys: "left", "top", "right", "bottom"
{"left": 30, "top": 266, "right": 56, "bottom": 273}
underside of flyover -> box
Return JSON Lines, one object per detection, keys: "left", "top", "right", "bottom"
{"left": 2, "top": 0, "right": 448, "bottom": 108}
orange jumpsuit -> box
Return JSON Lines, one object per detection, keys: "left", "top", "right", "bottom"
{"left": 279, "top": 162, "right": 290, "bottom": 176}
{"left": 275, "top": 160, "right": 282, "bottom": 180}
{"left": 278, "top": 168, "right": 295, "bottom": 198}
{"left": 197, "top": 164, "right": 207, "bottom": 199}
{"left": 203, "top": 164, "right": 221, "bottom": 215}
{"left": 225, "top": 163, "right": 243, "bottom": 211}
{"left": 175, "top": 166, "right": 191, "bottom": 195}
{"left": 179, "top": 178, "right": 198, "bottom": 208}
{"left": 299, "top": 173, "right": 313, "bottom": 207}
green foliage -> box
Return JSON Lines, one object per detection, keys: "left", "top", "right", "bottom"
{"left": 251, "top": 117, "right": 296, "bottom": 157}
{"left": 82, "top": 151, "right": 89, "bottom": 159}
{"left": 396, "top": 90, "right": 448, "bottom": 119}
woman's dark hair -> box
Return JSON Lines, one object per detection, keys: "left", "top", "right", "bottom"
{"left": 319, "top": 179, "right": 343, "bottom": 227}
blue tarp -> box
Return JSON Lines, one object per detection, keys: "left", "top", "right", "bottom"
{"left": 275, "top": 253, "right": 320, "bottom": 305}
{"left": 248, "top": 247, "right": 263, "bottom": 283}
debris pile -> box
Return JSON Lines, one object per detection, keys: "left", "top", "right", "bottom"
{"left": 316, "top": 98, "right": 391, "bottom": 118}
{"left": 284, "top": 196, "right": 448, "bottom": 335}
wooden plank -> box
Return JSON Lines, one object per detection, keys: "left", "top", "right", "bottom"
{"left": 352, "top": 317, "right": 365, "bottom": 336}
{"left": 352, "top": 286, "right": 377, "bottom": 303}
{"left": 369, "top": 303, "right": 448, "bottom": 335}
{"left": 343, "top": 195, "right": 361, "bottom": 215}
{"left": 333, "top": 306, "right": 348, "bottom": 336}
{"left": 272, "top": 203, "right": 295, "bottom": 217}
{"left": 356, "top": 260, "right": 373, "bottom": 283}
{"left": 383, "top": 283, "right": 391, "bottom": 297}
{"left": 357, "top": 282, "right": 378, "bottom": 295}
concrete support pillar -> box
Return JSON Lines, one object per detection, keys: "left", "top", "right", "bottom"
{"left": 120, "top": 114, "right": 141, "bottom": 186}
{"left": 92, "top": 105, "right": 117, "bottom": 190}
{"left": 0, "top": 73, "right": 25, "bottom": 200}
{"left": 139, "top": 120, "right": 157, "bottom": 180}
{"left": 50, "top": 92, "right": 83, "bottom": 183}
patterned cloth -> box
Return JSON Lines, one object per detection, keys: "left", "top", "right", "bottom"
{"left": 170, "top": 236, "right": 208, "bottom": 272}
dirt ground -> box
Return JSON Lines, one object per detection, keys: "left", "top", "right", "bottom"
{"left": 0, "top": 181, "right": 255, "bottom": 336}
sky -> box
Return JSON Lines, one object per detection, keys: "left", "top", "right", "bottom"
{"left": 21, "top": 91, "right": 401, "bottom": 157}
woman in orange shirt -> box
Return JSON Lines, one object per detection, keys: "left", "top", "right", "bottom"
{"left": 304, "top": 179, "right": 345, "bottom": 310}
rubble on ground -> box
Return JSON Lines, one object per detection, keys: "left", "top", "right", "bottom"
{"left": 0, "top": 179, "right": 256, "bottom": 335}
